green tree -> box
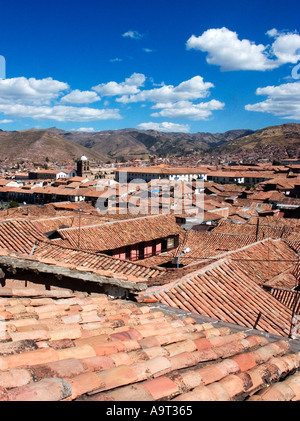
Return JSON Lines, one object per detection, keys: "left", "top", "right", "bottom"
{"left": 272, "top": 159, "right": 281, "bottom": 166}
{"left": 8, "top": 201, "right": 19, "bottom": 208}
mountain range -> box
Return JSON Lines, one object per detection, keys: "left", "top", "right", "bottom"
{"left": 0, "top": 123, "right": 299, "bottom": 165}
{"left": 0, "top": 129, "right": 107, "bottom": 166}
{"left": 52, "top": 127, "right": 254, "bottom": 160}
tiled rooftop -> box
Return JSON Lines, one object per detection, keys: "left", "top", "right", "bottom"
{"left": 0, "top": 286, "right": 300, "bottom": 401}
{"left": 0, "top": 206, "right": 299, "bottom": 401}
{"left": 138, "top": 232, "right": 299, "bottom": 281}
{"left": 0, "top": 220, "right": 165, "bottom": 283}
{"left": 213, "top": 216, "right": 300, "bottom": 240}
{"left": 138, "top": 243, "right": 299, "bottom": 338}
{"left": 31, "top": 215, "right": 107, "bottom": 233}
{"left": 57, "top": 214, "right": 182, "bottom": 252}
{"left": 0, "top": 220, "right": 46, "bottom": 254}
{"left": 166, "top": 230, "right": 259, "bottom": 266}
{"left": 220, "top": 238, "right": 298, "bottom": 286}
{"left": 33, "top": 243, "right": 164, "bottom": 281}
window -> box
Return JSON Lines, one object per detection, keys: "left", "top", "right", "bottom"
{"left": 125, "top": 246, "right": 131, "bottom": 260}
{"left": 166, "top": 235, "right": 179, "bottom": 250}
{"left": 138, "top": 242, "right": 144, "bottom": 259}
{"left": 144, "top": 241, "right": 154, "bottom": 258}
{"left": 167, "top": 236, "right": 175, "bottom": 249}
{"left": 161, "top": 238, "right": 168, "bottom": 252}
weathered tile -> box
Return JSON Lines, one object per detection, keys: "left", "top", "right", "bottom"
{"left": 6, "top": 378, "right": 72, "bottom": 401}
{"left": 144, "top": 376, "right": 179, "bottom": 400}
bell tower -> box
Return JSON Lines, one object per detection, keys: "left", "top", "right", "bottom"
{"left": 77, "top": 155, "right": 90, "bottom": 177}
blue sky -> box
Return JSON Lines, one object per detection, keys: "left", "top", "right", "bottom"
{"left": 0, "top": 0, "right": 300, "bottom": 134}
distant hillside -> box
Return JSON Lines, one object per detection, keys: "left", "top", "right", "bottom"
{"left": 0, "top": 129, "right": 107, "bottom": 165}
{"left": 1, "top": 123, "right": 299, "bottom": 165}
{"left": 49, "top": 127, "right": 253, "bottom": 160}
{"left": 215, "top": 123, "right": 300, "bottom": 155}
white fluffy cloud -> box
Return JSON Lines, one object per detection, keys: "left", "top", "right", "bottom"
{"left": 0, "top": 103, "right": 122, "bottom": 122}
{"left": 137, "top": 122, "right": 190, "bottom": 132}
{"left": 0, "top": 77, "right": 69, "bottom": 104}
{"left": 255, "top": 83, "right": 300, "bottom": 97}
{"left": 186, "top": 27, "right": 300, "bottom": 71}
{"left": 122, "top": 30, "right": 144, "bottom": 40}
{"left": 186, "top": 27, "right": 277, "bottom": 71}
{"left": 74, "top": 127, "right": 95, "bottom": 132}
{"left": 113, "top": 75, "right": 223, "bottom": 121}
{"left": 269, "top": 30, "right": 300, "bottom": 64}
{"left": 151, "top": 99, "right": 225, "bottom": 120}
{"left": 0, "top": 76, "right": 123, "bottom": 122}
{"left": 245, "top": 81, "right": 300, "bottom": 120}
{"left": 61, "top": 89, "right": 100, "bottom": 104}
{"left": 0, "top": 73, "right": 223, "bottom": 124}
{"left": 117, "top": 76, "right": 214, "bottom": 104}
{"left": 92, "top": 73, "right": 146, "bottom": 96}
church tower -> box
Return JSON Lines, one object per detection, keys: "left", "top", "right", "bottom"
{"left": 77, "top": 155, "right": 90, "bottom": 177}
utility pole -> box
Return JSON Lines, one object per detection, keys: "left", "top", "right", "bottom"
{"left": 75, "top": 208, "right": 83, "bottom": 249}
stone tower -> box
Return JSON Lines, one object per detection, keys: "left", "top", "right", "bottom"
{"left": 77, "top": 155, "right": 90, "bottom": 177}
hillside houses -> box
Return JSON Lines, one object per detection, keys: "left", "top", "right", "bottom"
{"left": 28, "top": 168, "right": 77, "bottom": 180}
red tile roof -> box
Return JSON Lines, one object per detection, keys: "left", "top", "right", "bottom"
{"left": 0, "top": 287, "right": 299, "bottom": 401}
{"left": 0, "top": 220, "right": 164, "bottom": 281}
{"left": 268, "top": 287, "right": 300, "bottom": 314}
{"left": 0, "top": 248, "right": 152, "bottom": 291}
{"left": 138, "top": 256, "right": 295, "bottom": 337}
{"left": 0, "top": 220, "right": 46, "bottom": 254}
{"left": 33, "top": 242, "right": 164, "bottom": 280}
{"left": 115, "top": 166, "right": 208, "bottom": 175}
{"left": 32, "top": 215, "right": 107, "bottom": 233}
{"left": 172, "top": 231, "right": 259, "bottom": 265}
{"left": 58, "top": 214, "right": 182, "bottom": 252}
{"left": 213, "top": 216, "right": 300, "bottom": 240}
{"left": 285, "top": 233, "right": 300, "bottom": 253}
{"left": 167, "top": 237, "right": 298, "bottom": 290}
{"left": 137, "top": 230, "right": 273, "bottom": 268}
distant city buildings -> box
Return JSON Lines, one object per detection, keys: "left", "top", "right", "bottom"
{"left": 0, "top": 158, "right": 299, "bottom": 217}
{"left": 115, "top": 165, "right": 207, "bottom": 183}
{"left": 28, "top": 168, "right": 77, "bottom": 180}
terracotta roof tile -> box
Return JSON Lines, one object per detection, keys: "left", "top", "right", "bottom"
{"left": 66, "top": 371, "right": 104, "bottom": 400}
{"left": 285, "top": 373, "right": 300, "bottom": 401}
{"left": 1, "top": 287, "right": 300, "bottom": 401}
{"left": 249, "top": 378, "right": 297, "bottom": 401}
{"left": 218, "top": 373, "right": 250, "bottom": 398}
{"left": 206, "top": 382, "right": 232, "bottom": 401}
{"left": 57, "top": 344, "right": 96, "bottom": 361}
{"left": 79, "top": 355, "right": 115, "bottom": 372}
{"left": 144, "top": 376, "right": 179, "bottom": 400}
{"left": 29, "top": 358, "right": 85, "bottom": 381}
{"left": 5, "top": 378, "right": 72, "bottom": 401}
{"left": 139, "top": 241, "right": 298, "bottom": 337}
{"left": 232, "top": 353, "right": 257, "bottom": 372}
{"left": 173, "top": 385, "right": 216, "bottom": 401}
{"left": 0, "top": 220, "right": 165, "bottom": 283}
{"left": 0, "top": 368, "right": 32, "bottom": 389}
{"left": 97, "top": 364, "right": 141, "bottom": 391}
{"left": 3, "top": 348, "right": 59, "bottom": 369}
{"left": 58, "top": 214, "right": 181, "bottom": 252}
